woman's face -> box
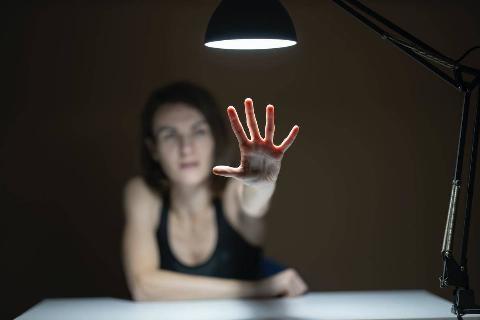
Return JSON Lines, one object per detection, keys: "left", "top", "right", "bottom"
{"left": 149, "top": 102, "right": 215, "bottom": 188}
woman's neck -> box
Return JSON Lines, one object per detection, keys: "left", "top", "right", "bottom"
{"left": 169, "top": 181, "right": 213, "bottom": 218}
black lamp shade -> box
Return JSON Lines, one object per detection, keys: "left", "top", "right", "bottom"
{"left": 205, "top": 0, "right": 297, "bottom": 49}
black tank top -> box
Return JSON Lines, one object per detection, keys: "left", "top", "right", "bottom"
{"left": 157, "top": 193, "right": 263, "bottom": 280}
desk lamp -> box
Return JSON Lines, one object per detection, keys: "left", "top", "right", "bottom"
{"left": 204, "top": 0, "right": 480, "bottom": 318}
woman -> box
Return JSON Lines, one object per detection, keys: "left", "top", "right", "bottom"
{"left": 122, "top": 82, "right": 307, "bottom": 301}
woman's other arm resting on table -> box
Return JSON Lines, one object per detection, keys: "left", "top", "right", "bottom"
{"left": 122, "top": 177, "right": 277, "bottom": 301}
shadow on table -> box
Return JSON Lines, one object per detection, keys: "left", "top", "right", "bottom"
{"left": 235, "top": 318, "right": 318, "bottom": 320}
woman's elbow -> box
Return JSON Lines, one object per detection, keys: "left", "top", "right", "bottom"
{"left": 129, "top": 274, "right": 155, "bottom": 301}
{"left": 130, "top": 286, "right": 148, "bottom": 302}
{"left": 129, "top": 283, "right": 147, "bottom": 301}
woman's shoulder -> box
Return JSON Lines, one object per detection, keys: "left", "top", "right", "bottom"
{"left": 124, "top": 176, "right": 160, "bottom": 197}
{"left": 123, "top": 176, "right": 163, "bottom": 228}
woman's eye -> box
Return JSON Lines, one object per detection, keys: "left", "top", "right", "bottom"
{"left": 162, "top": 133, "right": 177, "bottom": 140}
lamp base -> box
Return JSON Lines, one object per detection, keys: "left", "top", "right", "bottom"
{"left": 452, "top": 289, "right": 480, "bottom": 319}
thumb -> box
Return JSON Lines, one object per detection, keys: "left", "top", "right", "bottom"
{"left": 212, "top": 166, "right": 243, "bottom": 179}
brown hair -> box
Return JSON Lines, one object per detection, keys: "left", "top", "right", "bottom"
{"left": 141, "top": 81, "right": 233, "bottom": 197}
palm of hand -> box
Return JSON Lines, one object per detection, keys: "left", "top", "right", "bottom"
{"left": 213, "top": 98, "right": 299, "bottom": 187}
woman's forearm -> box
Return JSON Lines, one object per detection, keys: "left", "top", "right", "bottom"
{"left": 131, "top": 269, "right": 261, "bottom": 301}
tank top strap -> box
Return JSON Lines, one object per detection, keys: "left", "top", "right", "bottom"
{"left": 158, "top": 191, "right": 172, "bottom": 257}
{"left": 161, "top": 191, "right": 170, "bottom": 221}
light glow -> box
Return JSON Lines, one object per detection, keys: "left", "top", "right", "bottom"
{"left": 205, "top": 39, "right": 296, "bottom": 50}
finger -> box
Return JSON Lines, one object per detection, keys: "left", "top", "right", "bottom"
{"left": 292, "top": 276, "right": 308, "bottom": 297}
{"left": 287, "top": 273, "right": 305, "bottom": 297}
{"left": 227, "top": 106, "right": 249, "bottom": 145}
{"left": 212, "top": 165, "right": 243, "bottom": 179}
{"left": 265, "top": 104, "right": 275, "bottom": 143}
{"left": 277, "top": 125, "right": 299, "bottom": 152}
{"left": 244, "top": 98, "right": 262, "bottom": 141}
{"left": 285, "top": 271, "right": 299, "bottom": 297}
{"left": 285, "top": 281, "right": 298, "bottom": 298}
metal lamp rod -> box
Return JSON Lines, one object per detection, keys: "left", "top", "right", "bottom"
{"left": 328, "top": 0, "right": 480, "bottom": 317}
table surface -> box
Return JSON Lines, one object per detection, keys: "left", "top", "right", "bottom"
{"left": 17, "top": 290, "right": 480, "bottom": 320}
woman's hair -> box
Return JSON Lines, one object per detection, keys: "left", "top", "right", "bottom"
{"left": 141, "top": 81, "right": 232, "bottom": 196}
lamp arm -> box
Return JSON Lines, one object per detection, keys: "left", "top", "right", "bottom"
{"left": 329, "top": 0, "right": 480, "bottom": 318}
{"left": 337, "top": 0, "right": 453, "bottom": 62}
{"left": 330, "top": 0, "right": 480, "bottom": 90}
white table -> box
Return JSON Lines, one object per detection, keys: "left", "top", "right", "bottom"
{"left": 17, "top": 290, "right": 480, "bottom": 320}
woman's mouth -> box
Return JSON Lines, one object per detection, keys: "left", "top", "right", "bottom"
{"left": 180, "top": 162, "right": 199, "bottom": 169}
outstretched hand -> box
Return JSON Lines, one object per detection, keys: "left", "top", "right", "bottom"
{"left": 212, "top": 98, "right": 299, "bottom": 188}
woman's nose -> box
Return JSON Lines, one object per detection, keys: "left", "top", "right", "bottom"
{"left": 179, "top": 135, "right": 194, "bottom": 155}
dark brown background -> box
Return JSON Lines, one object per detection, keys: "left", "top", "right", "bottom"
{"left": 2, "top": 0, "right": 480, "bottom": 318}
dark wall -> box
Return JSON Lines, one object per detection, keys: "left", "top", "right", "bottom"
{"left": 2, "top": 0, "right": 480, "bottom": 318}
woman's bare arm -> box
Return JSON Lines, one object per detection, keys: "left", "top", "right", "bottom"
{"left": 122, "top": 177, "right": 266, "bottom": 301}
{"left": 127, "top": 269, "right": 260, "bottom": 301}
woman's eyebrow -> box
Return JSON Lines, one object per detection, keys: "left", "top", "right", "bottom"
{"left": 153, "top": 120, "right": 207, "bottom": 135}
{"left": 192, "top": 120, "right": 208, "bottom": 128}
